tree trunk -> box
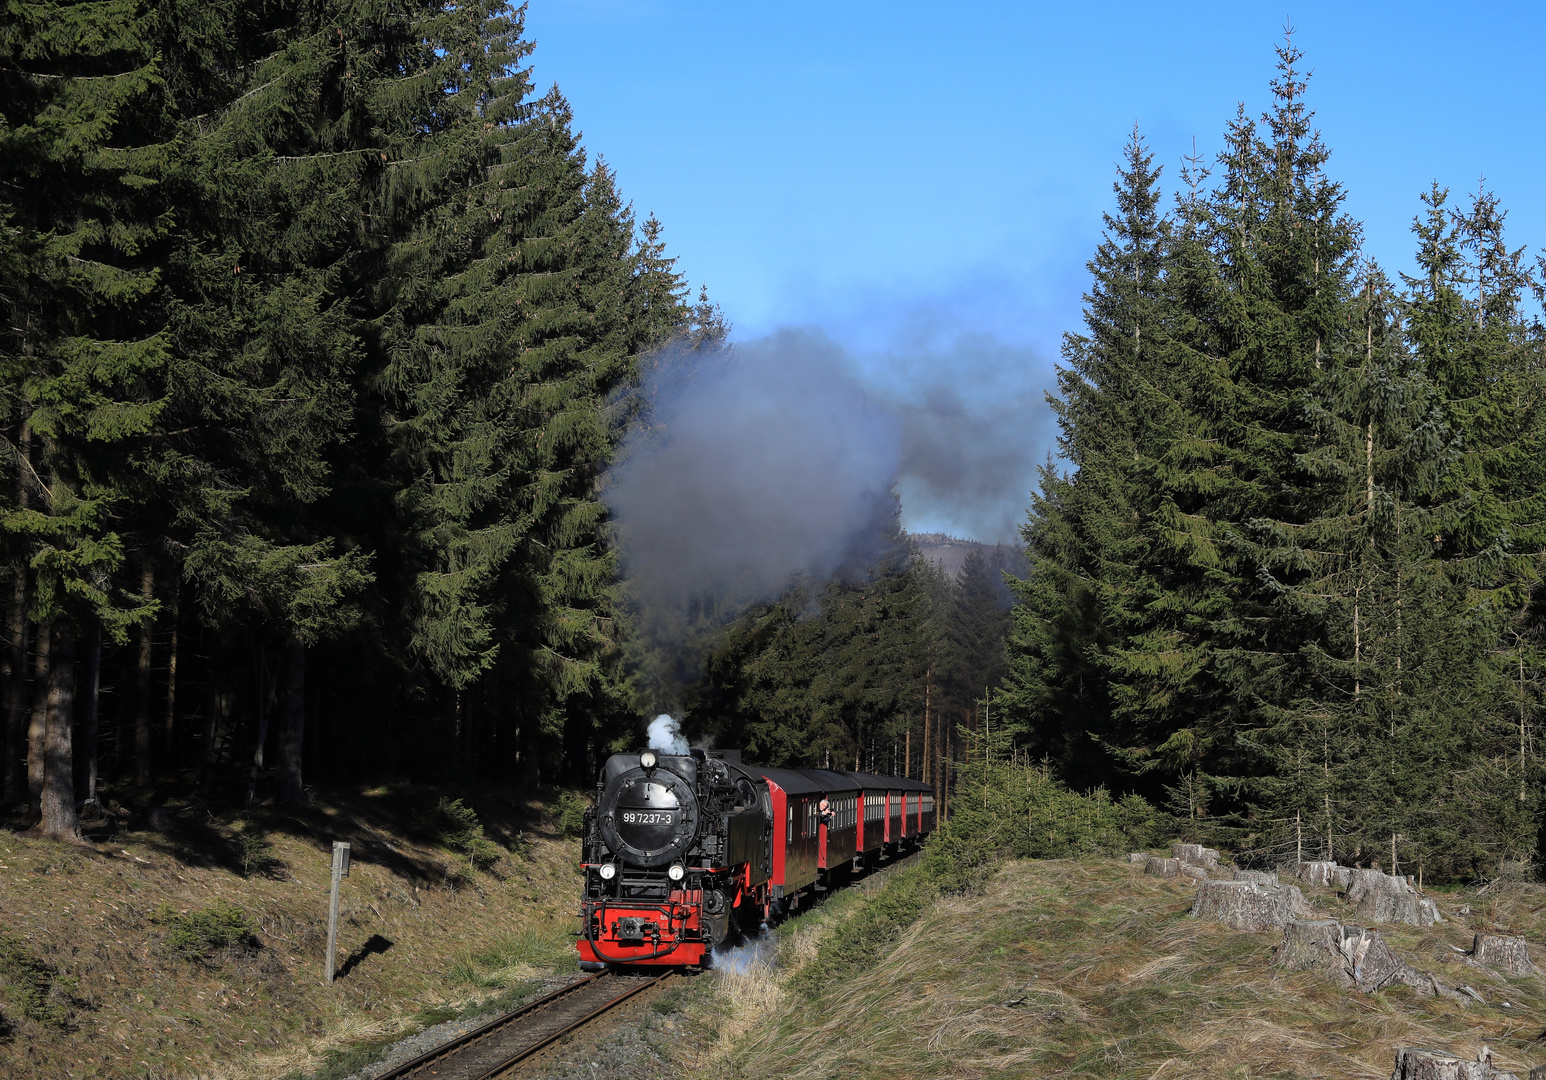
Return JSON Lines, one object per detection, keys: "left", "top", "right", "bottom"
{"left": 1391, "top": 1046, "right": 1514, "bottom": 1079}
{"left": 27, "top": 620, "right": 50, "bottom": 821}
{"left": 1172, "top": 842, "right": 1220, "bottom": 869}
{"left": 6, "top": 412, "right": 30, "bottom": 806}
{"left": 163, "top": 586, "right": 179, "bottom": 763}
{"left": 246, "top": 646, "right": 272, "bottom": 810}
{"left": 922, "top": 668, "right": 931, "bottom": 785}
{"left": 134, "top": 561, "right": 153, "bottom": 785}
{"left": 1277, "top": 918, "right": 1352, "bottom": 984}
{"left": 1190, "top": 880, "right": 1307, "bottom": 932}
{"left": 278, "top": 630, "right": 306, "bottom": 806}
{"left": 76, "top": 628, "right": 101, "bottom": 806}
{"left": 38, "top": 624, "right": 77, "bottom": 840}
{"left": 1472, "top": 933, "right": 1535, "bottom": 977}
{"left": 4, "top": 585, "right": 26, "bottom": 806}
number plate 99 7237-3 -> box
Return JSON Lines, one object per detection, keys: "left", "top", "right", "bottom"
{"left": 621, "top": 811, "right": 674, "bottom": 825}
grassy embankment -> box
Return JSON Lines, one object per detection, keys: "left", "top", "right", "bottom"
{"left": 721, "top": 857, "right": 1546, "bottom": 1079}
{"left": 0, "top": 785, "right": 589, "bottom": 1080}
{"left": 13, "top": 771, "right": 1542, "bottom": 1080}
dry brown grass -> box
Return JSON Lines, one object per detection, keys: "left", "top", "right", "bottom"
{"left": 724, "top": 859, "right": 1546, "bottom": 1079}
{"left": 0, "top": 784, "right": 585, "bottom": 1080}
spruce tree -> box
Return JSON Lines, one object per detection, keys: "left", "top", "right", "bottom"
{"left": 1001, "top": 127, "right": 1173, "bottom": 785}
{"left": 1397, "top": 186, "right": 1546, "bottom": 872}
{"left": 1, "top": 0, "right": 175, "bottom": 832}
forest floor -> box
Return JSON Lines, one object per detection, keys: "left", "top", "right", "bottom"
{"left": 0, "top": 782, "right": 590, "bottom": 1080}
{"left": 721, "top": 857, "right": 1546, "bottom": 1080}
{"left": 13, "top": 805, "right": 1546, "bottom": 1080}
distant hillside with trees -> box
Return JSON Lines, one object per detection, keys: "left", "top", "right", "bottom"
{"left": 908, "top": 532, "right": 1027, "bottom": 606}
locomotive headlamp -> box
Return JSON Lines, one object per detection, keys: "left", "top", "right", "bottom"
{"left": 667, "top": 862, "right": 686, "bottom": 881}
{"left": 599, "top": 862, "right": 617, "bottom": 880}
{"left": 640, "top": 750, "right": 658, "bottom": 770}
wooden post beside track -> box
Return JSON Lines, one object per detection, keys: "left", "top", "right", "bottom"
{"left": 325, "top": 840, "right": 350, "bottom": 984}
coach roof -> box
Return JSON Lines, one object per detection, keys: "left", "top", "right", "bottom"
{"left": 839, "top": 770, "right": 892, "bottom": 791}
{"left": 751, "top": 766, "right": 825, "bottom": 795}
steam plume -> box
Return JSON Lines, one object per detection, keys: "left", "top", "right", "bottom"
{"left": 647, "top": 713, "right": 689, "bottom": 754}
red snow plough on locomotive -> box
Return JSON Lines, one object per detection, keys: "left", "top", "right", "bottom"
{"left": 577, "top": 749, "right": 934, "bottom": 969}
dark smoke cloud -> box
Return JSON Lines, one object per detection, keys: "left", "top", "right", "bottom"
{"left": 606, "top": 329, "right": 901, "bottom": 620}
{"left": 606, "top": 325, "right": 1051, "bottom": 641}
{"left": 871, "top": 331, "right": 1055, "bottom": 544}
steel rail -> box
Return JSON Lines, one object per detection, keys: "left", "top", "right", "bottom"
{"left": 475, "top": 971, "right": 673, "bottom": 1078}
{"left": 376, "top": 970, "right": 672, "bottom": 1080}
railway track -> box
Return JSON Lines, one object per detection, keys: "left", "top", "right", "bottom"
{"left": 376, "top": 971, "right": 672, "bottom": 1080}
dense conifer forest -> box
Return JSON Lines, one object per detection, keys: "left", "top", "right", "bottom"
{"left": 2, "top": 3, "right": 1540, "bottom": 887}
{"left": 0, "top": 0, "right": 1015, "bottom": 839}
{"left": 0, "top": 0, "right": 712, "bottom": 836}
{"left": 1000, "top": 43, "right": 1546, "bottom": 879}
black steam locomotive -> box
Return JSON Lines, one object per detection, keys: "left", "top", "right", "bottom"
{"left": 578, "top": 748, "right": 934, "bottom": 968}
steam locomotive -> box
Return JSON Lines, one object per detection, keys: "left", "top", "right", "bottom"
{"left": 577, "top": 749, "right": 935, "bottom": 969}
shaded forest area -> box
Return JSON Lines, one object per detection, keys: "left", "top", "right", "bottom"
{"left": 1002, "top": 41, "right": 1546, "bottom": 880}
{"left": 0, "top": 0, "right": 722, "bottom": 837}
{"left": 0, "top": 0, "right": 1020, "bottom": 841}
{"left": 689, "top": 532, "right": 1016, "bottom": 814}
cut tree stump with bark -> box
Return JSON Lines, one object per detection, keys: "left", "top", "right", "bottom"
{"left": 1278, "top": 918, "right": 1353, "bottom": 986}
{"left": 1172, "top": 843, "right": 1220, "bottom": 869}
{"left": 1347, "top": 870, "right": 1441, "bottom": 928}
{"left": 1145, "top": 856, "right": 1180, "bottom": 878}
{"left": 1391, "top": 1046, "right": 1519, "bottom": 1079}
{"left": 1191, "top": 880, "right": 1309, "bottom": 932}
{"left": 1281, "top": 920, "right": 1462, "bottom": 999}
{"left": 1180, "top": 864, "right": 1209, "bottom": 881}
{"left": 1472, "top": 935, "right": 1536, "bottom": 977}
{"left": 1235, "top": 869, "right": 1278, "bottom": 885}
{"left": 1341, "top": 926, "right": 1451, "bottom": 997}
{"left": 1298, "top": 861, "right": 1337, "bottom": 887}
{"left": 1127, "top": 852, "right": 1148, "bottom": 864}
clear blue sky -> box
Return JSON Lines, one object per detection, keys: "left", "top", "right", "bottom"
{"left": 525, "top": 1, "right": 1546, "bottom": 541}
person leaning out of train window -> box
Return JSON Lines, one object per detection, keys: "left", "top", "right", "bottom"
{"left": 818, "top": 797, "right": 833, "bottom": 829}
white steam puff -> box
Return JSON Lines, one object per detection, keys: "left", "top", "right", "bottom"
{"left": 647, "top": 714, "right": 689, "bottom": 755}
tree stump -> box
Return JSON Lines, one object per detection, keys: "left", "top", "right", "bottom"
{"left": 1278, "top": 918, "right": 1352, "bottom": 985}
{"left": 1298, "top": 860, "right": 1336, "bottom": 887}
{"left": 1127, "top": 852, "right": 1148, "bottom": 864}
{"left": 1332, "top": 866, "right": 1352, "bottom": 889}
{"left": 1472, "top": 934, "right": 1535, "bottom": 977}
{"left": 1348, "top": 870, "right": 1441, "bottom": 928}
{"left": 1283, "top": 921, "right": 1458, "bottom": 998}
{"left": 1172, "top": 843, "right": 1220, "bottom": 869}
{"left": 1236, "top": 869, "right": 1278, "bottom": 886}
{"left": 1180, "top": 863, "right": 1209, "bottom": 881}
{"left": 1341, "top": 926, "right": 1446, "bottom": 996}
{"left": 1190, "top": 880, "right": 1307, "bottom": 932}
{"left": 1391, "top": 1046, "right": 1519, "bottom": 1079}
{"left": 1145, "top": 856, "right": 1181, "bottom": 878}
